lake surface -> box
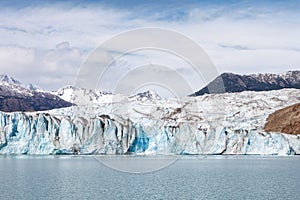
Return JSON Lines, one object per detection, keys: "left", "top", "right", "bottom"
{"left": 0, "top": 155, "right": 299, "bottom": 200}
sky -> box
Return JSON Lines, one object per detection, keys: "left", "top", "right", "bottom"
{"left": 0, "top": 0, "right": 300, "bottom": 93}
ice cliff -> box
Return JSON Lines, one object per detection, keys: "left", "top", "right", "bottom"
{"left": 0, "top": 89, "right": 300, "bottom": 155}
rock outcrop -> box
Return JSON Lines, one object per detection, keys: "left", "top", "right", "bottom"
{"left": 264, "top": 103, "right": 300, "bottom": 135}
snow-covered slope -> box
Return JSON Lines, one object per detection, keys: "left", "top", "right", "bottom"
{"left": 0, "top": 89, "right": 299, "bottom": 155}
{"left": 128, "top": 90, "right": 161, "bottom": 102}
{"left": 53, "top": 86, "right": 160, "bottom": 105}
{"left": 0, "top": 75, "right": 72, "bottom": 112}
{"left": 0, "top": 74, "right": 40, "bottom": 91}
{"left": 52, "top": 85, "right": 111, "bottom": 105}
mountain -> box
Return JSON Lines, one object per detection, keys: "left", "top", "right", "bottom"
{"left": 0, "top": 74, "right": 162, "bottom": 112}
{"left": 0, "top": 88, "right": 299, "bottom": 155}
{"left": 0, "top": 74, "right": 40, "bottom": 91}
{"left": 0, "top": 74, "right": 22, "bottom": 85}
{"left": 53, "top": 85, "right": 109, "bottom": 104}
{"left": 128, "top": 90, "right": 161, "bottom": 102}
{"left": 194, "top": 71, "right": 300, "bottom": 96}
{"left": 0, "top": 75, "right": 72, "bottom": 112}
{"left": 53, "top": 86, "right": 160, "bottom": 105}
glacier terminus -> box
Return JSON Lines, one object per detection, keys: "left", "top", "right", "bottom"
{"left": 0, "top": 88, "right": 299, "bottom": 155}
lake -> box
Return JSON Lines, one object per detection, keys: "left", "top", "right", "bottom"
{"left": 0, "top": 155, "right": 299, "bottom": 200}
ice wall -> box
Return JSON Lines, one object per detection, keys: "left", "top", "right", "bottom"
{"left": 0, "top": 89, "right": 299, "bottom": 155}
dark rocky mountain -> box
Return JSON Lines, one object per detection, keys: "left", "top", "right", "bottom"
{"left": 194, "top": 71, "right": 300, "bottom": 96}
{"left": 0, "top": 75, "right": 72, "bottom": 112}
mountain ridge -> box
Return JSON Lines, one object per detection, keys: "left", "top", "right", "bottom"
{"left": 1, "top": 70, "right": 299, "bottom": 111}
{"left": 0, "top": 75, "right": 72, "bottom": 112}
{"left": 194, "top": 70, "right": 300, "bottom": 96}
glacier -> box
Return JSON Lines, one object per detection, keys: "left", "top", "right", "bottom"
{"left": 0, "top": 88, "right": 300, "bottom": 155}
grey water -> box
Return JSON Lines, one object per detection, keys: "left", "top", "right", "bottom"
{"left": 0, "top": 156, "right": 299, "bottom": 200}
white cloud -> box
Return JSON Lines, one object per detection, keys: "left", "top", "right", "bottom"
{"left": 0, "top": 2, "right": 299, "bottom": 92}
{"left": 0, "top": 42, "right": 83, "bottom": 90}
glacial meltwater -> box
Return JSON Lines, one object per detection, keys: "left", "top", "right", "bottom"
{"left": 0, "top": 156, "right": 299, "bottom": 200}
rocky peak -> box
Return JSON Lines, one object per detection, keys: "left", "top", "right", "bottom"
{"left": 194, "top": 71, "right": 300, "bottom": 96}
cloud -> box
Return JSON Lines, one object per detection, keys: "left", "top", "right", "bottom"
{"left": 219, "top": 44, "right": 252, "bottom": 50}
{"left": 0, "top": 1, "right": 299, "bottom": 92}
{"left": 0, "top": 42, "right": 83, "bottom": 90}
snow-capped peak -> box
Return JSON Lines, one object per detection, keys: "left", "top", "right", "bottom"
{"left": 53, "top": 86, "right": 161, "bottom": 105}
{"left": 0, "top": 74, "right": 22, "bottom": 85}
{"left": 129, "top": 90, "right": 161, "bottom": 102}
{"left": 0, "top": 74, "right": 72, "bottom": 112}
{"left": 53, "top": 85, "right": 113, "bottom": 104}
{"left": 0, "top": 74, "right": 40, "bottom": 91}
